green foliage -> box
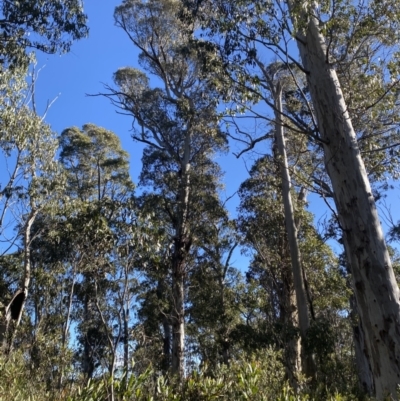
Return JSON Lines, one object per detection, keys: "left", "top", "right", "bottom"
{"left": 3, "top": 0, "right": 398, "bottom": 398}
{"left": 0, "top": 352, "right": 52, "bottom": 401}
{"left": 0, "top": 0, "right": 88, "bottom": 68}
{"left": 0, "top": 351, "right": 362, "bottom": 401}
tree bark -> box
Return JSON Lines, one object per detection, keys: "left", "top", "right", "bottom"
{"left": 162, "top": 315, "right": 171, "bottom": 373}
{"left": 274, "top": 83, "right": 316, "bottom": 379}
{"left": 123, "top": 306, "right": 129, "bottom": 372}
{"left": 6, "top": 209, "right": 38, "bottom": 354}
{"left": 288, "top": 3, "right": 400, "bottom": 398}
{"left": 350, "top": 294, "right": 374, "bottom": 395}
{"left": 281, "top": 261, "right": 301, "bottom": 387}
{"left": 171, "top": 157, "right": 191, "bottom": 379}
{"left": 171, "top": 261, "right": 185, "bottom": 379}
{"left": 15, "top": 209, "right": 38, "bottom": 329}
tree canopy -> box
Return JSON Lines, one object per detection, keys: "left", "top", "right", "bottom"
{"left": 1, "top": 1, "right": 400, "bottom": 400}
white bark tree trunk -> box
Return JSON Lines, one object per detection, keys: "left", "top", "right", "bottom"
{"left": 15, "top": 210, "right": 37, "bottom": 329}
{"left": 171, "top": 271, "right": 185, "bottom": 378}
{"left": 288, "top": 3, "right": 400, "bottom": 398}
{"left": 274, "top": 84, "right": 316, "bottom": 379}
{"left": 171, "top": 146, "right": 191, "bottom": 379}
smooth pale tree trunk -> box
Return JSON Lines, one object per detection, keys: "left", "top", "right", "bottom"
{"left": 6, "top": 209, "right": 38, "bottom": 354}
{"left": 288, "top": 3, "right": 400, "bottom": 398}
{"left": 281, "top": 262, "right": 301, "bottom": 387}
{"left": 15, "top": 210, "right": 37, "bottom": 329}
{"left": 171, "top": 264, "right": 185, "bottom": 378}
{"left": 274, "top": 83, "right": 316, "bottom": 379}
{"left": 171, "top": 157, "right": 191, "bottom": 379}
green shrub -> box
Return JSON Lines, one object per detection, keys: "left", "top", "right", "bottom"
{"left": 0, "top": 349, "right": 376, "bottom": 401}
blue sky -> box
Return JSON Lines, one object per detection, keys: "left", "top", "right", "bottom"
{"left": 32, "top": 0, "right": 400, "bottom": 263}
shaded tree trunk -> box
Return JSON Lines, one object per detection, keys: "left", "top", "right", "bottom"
{"left": 156, "top": 277, "right": 172, "bottom": 373}
{"left": 162, "top": 316, "right": 171, "bottom": 373}
{"left": 281, "top": 262, "right": 301, "bottom": 386}
{"left": 350, "top": 294, "right": 374, "bottom": 395}
{"left": 82, "top": 296, "right": 95, "bottom": 380}
{"left": 288, "top": 3, "right": 400, "bottom": 398}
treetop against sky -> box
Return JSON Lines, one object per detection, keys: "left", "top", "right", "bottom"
{"left": 30, "top": 0, "right": 400, "bottom": 252}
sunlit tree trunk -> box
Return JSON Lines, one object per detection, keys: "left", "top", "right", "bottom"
{"left": 288, "top": 3, "right": 400, "bottom": 397}
{"left": 6, "top": 208, "right": 38, "bottom": 354}
{"left": 171, "top": 262, "right": 185, "bottom": 378}
{"left": 274, "top": 83, "right": 316, "bottom": 379}
{"left": 171, "top": 157, "right": 191, "bottom": 379}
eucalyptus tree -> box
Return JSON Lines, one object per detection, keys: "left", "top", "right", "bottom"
{"left": 182, "top": 0, "right": 400, "bottom": 396}
{"left": 237, "top": 155, "right": 349, "bottom": 387}
{"left": 0, "top": 0, "right": 88, "bottom": 68}
{"left": 135, "top": 143, "right": 226, "bottom": 376}
{"left": 57, "top": 124, "right": 136, "bottom": 383}
{"left": 0, "top": 65, "right": 61, "bottom": 350}
{"left": 276, "top": 4, "right": 400, "bottom": 397}
{"left": 261, "top": 63, "right": 316, "bottom": 379}
{"left": 186, "top": 217, "right": 244, "bottom": 369}
{"left": 102, "top": 0, "right": 226, "bottom": 378}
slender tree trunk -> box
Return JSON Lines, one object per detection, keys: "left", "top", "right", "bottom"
{"left": 82, "top": 296, "right": 94, "bottom": 380}
{"left": 288, "top": 3, "right": 400, "bottom": 398}
{"left": 6, "top": 209, "right": 38, "bottom": 354}
{"left": 162, "top": 316, "right": 171, "bottom": 372}
{"left": 274, "top": 84, "right": 316, "bottom": 379}
{"left": 15, "top": 209, "right": 37, "bottom": 330}
{"left": 218, "top": 276, "right": 230, "bottom": 366}
{"left": 156, "top": 278, "right": 172, "bottom": 373}
{"left": 170, "top": 142, "right": 192, "bottom": 379}
{"left": 171, "top": 258, "right": 185, "bottom": 379}
{"left": 94, "top": 293, "right": 118, "bottom": 401}
{"left": 122, "top": 264, "right": 131, "bottom": 374}
{"left": 123, "top": 306, "right": 129, "bottom": 372}
{"left": 281, "top": 262, "right": 301, "bottom": 386}
{"left": 59, "top": 271, "right": 76, "bottom": 389}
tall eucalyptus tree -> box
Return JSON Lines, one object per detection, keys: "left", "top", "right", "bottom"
{"left": 237, "top": 155, "right": 349, "bottom": 388}
{"left": 0, "top": 65, "right": 60, "bottom": 350}
{"left": 58, "top": 124, "right": 135, "bottom": 384}
{"left": 103, "top": 0, "right": 226, "bottom": 378}
{"left": 182, "top": 0, "right": 400, "bottom": 396}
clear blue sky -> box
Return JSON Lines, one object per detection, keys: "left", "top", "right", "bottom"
{"left": 33, "top": 0, "right": 400, "bottom": 260}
